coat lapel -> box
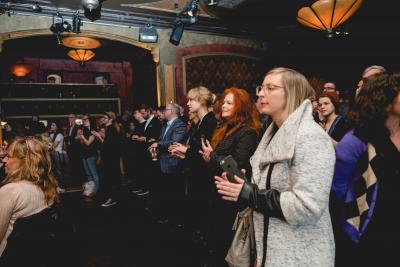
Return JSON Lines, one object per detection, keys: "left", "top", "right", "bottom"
{"left": 251, "top": 100, "right": 313, "bottom": 184}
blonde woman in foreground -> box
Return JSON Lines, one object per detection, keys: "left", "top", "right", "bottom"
{"left": 0, "top": 137, "right": 59, "bottom": 266}
{"left": 215, "top": 67, "right": 335, "bottom": 267}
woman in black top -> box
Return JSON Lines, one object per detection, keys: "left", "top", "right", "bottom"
{"left": 169, "top": 86, "right": 217, "bottom": 238}
{"left": 76, "top": 115, "right": 100, "bottom": 195}
{"left": 318, "top": 92, "right": 349, "bottom": 147}
{"left": 200, "top": 87, "right": 260, "bottom": 266}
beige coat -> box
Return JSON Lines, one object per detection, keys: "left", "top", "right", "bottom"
{"left": 251, "top": 100, "right": 335, "bottom": 267}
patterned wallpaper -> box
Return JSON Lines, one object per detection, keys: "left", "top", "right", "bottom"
{"left": 175, "top": 45, "right": 265, "bottom": 104}
{"left": 184, "top": 53, "right": 263, "bottom": 95}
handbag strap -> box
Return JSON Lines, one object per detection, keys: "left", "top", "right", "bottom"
{"left": 261, "top": 163, "right": 275, "bottom": 267}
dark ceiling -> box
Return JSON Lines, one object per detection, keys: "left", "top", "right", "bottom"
{"left": 3, "top": 0, "right": 399, "bottom": 40}
{"left": 1, "top": 0, "right": 400, "bottom": 91}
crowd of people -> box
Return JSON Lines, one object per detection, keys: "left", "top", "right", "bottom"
{"left": 0, "top": 65, "right": 399, "bottom": 267}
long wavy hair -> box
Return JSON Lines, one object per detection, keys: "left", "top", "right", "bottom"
{"left": 211, "top": 87, "right": 260, "bottom": 148}
{"left": 2, "top": 137, "right": 59, "bottom": 204}
{"left": 348, "top": 73, "right": 400, "bottom": 142}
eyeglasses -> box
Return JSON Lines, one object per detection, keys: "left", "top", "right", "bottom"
{"left": 163, "top": 109, "right": 173, "bottom": 113}
{"left": 256, "top": 84, "right": 285, "bottom": 96}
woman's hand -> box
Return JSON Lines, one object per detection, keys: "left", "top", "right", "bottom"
{"left": 199, "top": 138, "right": 213, "bottom": 162}
{"left": 215, "top": 171, "right": 245, "bottom": 202}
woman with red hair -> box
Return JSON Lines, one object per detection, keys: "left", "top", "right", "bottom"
{"left": 200, "top": 87, "right": 260, "bottom": 267}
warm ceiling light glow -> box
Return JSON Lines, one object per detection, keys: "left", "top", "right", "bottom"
{"left": 67, "top": 49, "right": 95, "bottom": 65}
{"left": 62, "top": 36, "right": 101, "bottom": 49}
{"left": 12, "top": 63, "right": 32, "bottom": 77}
{"left": 297, "top": 0, "right": 363, "bottom": 34}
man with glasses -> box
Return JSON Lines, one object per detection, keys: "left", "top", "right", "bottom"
{"left": 356, "top": 65, "right": 386, "bottom": 96}
{"left": 148, "top": 104, "right": 186, "bottom": 224}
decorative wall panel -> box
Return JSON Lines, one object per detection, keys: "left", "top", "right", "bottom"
{"left": 175, "top": 45, "right": 265, "bottom": 104}
{"left": 183, "top": 53, "right": 262, "bottom": 95}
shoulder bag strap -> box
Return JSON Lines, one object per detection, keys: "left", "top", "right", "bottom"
{"left": 261, "top": 163, "right": 275, "bottom": 267}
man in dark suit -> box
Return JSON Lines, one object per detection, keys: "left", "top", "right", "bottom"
{"left": 131, "top": 105, "right": 162, "bottom": 195}
{"left": 149, "top": 103, "right": 186, "bottom": 223}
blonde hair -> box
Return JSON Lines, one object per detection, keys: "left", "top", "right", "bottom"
{"left": 266, "top": 67, "right": 315, "bottom": 115}
{"left": 2, "top": 137, "right": 59, "bottom": 204}
{"left": 186, "top": 86, "right": 213, "bottom": 108}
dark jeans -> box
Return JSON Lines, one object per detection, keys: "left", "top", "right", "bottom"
{"left": 100, "top": 158, "right": 121, "bottom": 201}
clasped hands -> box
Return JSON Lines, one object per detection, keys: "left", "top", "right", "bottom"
{"left": 215, "top": 170, "right": 246, "bottom": 202}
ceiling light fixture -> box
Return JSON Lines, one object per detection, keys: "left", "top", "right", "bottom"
{"left": 81, "top": 0, "right": 99, "bottom": 12}
{"left": 67, "top": 49, "right": 95, "bottom": 66}
{"left": 50, "top": 12, "right": 72, "bottom": 44}
{"left": 11, "top": 62, "right": 32, "bottom": 77}
{"left": 139, "top": 24, "right": 158, "bottom": 43}
{"left": 62, "top": 36, "right": 101, "bottom": 49}
{"left": 169, "top": 20, "right": 185, "bottom": 46}
{"left": 297, "top": 0, "right": 363, "bottom": 37}
{"left": 184, "top": 0, "right": 199, "bottom": 17}
{"left": 82, "top": 0, "right": 104, "bottom": 21}
{"left": 169, "top": 0, "right": 200, "bottom": 46}
{"left": 32, "top": 2, "right": 42, "bottom": 13}
{"left": 72, "top": 11, "right": 82, "bottom": 33}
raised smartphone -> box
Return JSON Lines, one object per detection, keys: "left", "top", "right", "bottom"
{"left": 219, "top": 155, "right": 245, "bottom": 183}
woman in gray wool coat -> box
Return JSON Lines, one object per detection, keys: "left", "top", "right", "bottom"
{"left": 215, "top": 67, "right": 336, "bottom": 267}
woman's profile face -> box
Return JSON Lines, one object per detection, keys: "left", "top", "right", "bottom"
{"left": 258, "top": 73, "right": 287, "bottom": 117}
{"left": 221, "top": 93, "right": 235, "bottom": 118}
{"left": 50, "top": 122, "right": 57, "bottom": 132}
{"left": 318, "top": 97, "right": 336, "bottom": 117}
{"left": 187, "top": 98, "right": 202, "bottom": 113}
{"left": 2, "top": 149, "right": 22, "bottom": 174}
{"left": 390, "top": 93, "right": 400, "bottom": 117}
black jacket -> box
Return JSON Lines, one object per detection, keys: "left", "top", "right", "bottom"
{"left": 185, "top": 112, "right": 217, "bottom": 172}
{"left": 209, "top": 125, "right": 258, "bottom": 180}
{"left": 143, "top": 116, "right": 162, "bottom": 142}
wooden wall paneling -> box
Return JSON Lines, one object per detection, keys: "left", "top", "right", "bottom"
{"left": 164, "top": 64, "right": 175, "bottom": 104}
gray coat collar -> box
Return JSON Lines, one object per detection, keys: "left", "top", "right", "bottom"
{"left": 255, "top": 100, "right": 313, "bottom": 169}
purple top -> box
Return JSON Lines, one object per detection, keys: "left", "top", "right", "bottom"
{"left": 332, "top": 130, "right": 367, "bottom": 201}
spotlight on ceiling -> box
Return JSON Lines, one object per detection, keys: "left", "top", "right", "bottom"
{"left": 81, "top": 0, "right": 99, "bottom": 11}
{"left": 72, "top": 11, "right": 82, "bottom": 33}
{"left": 169, "top": 20, "right": 184, "bottom": 46}
{"left": 32, "top": 2, "right": 42, "bottom": 12}
{"left": 82, "top": 0, "right": 103, "bottom": 21}
{"left": 207, "top": 0, "right": 218, "bottom": 6}
{"left": 184, "top": 0, "right": 199, "bottom": 17}
{"left": 50, "top": 13, "right": 72, "bottom": 45}
{"left": 139, "top": 24, "right": 158, "bottom": 43}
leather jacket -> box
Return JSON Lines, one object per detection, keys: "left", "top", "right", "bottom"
{"left": 239, "top": 181, "right": 285, "bottom": 220}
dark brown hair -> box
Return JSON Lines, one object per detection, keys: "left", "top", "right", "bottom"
{"left": 348, "top": 73, "right": 400, "bottom": 142}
